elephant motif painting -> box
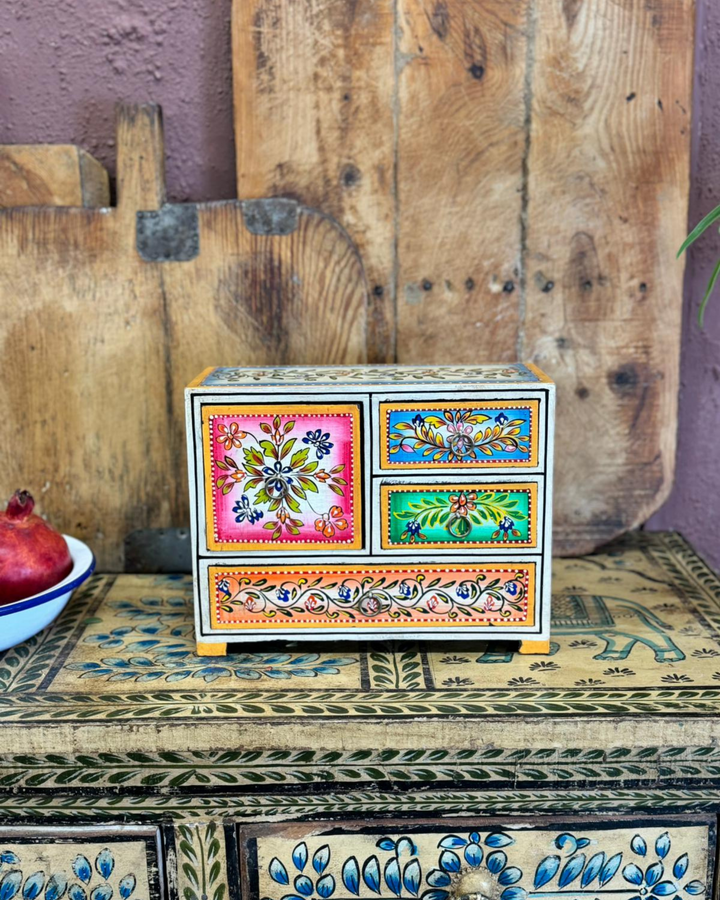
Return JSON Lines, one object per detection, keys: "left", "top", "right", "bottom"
{"left": 475, "top": 592, "right": 685, "bottom": 664}
{"left": 552, "top": 592, "right": 685, "bottom": 663}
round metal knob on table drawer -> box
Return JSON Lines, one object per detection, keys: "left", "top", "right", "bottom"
{"left": 451, "top": 869, "right": 502, "bottom": 900}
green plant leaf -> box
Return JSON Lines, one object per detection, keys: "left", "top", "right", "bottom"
{"left": 678, "top": 203, "right": 720, "bottom": 257}
{"left": 280, "top": 438, "right": 296, "bottom": 458}
{"left": 291, "top": 448, "right": 310, "bottom": 468}
{"left": 699, "top": 257, "right": 720, "bottom": 328}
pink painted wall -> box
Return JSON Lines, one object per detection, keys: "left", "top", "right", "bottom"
{"left": 1, "top": 0, "right": 719, "bottom": 567}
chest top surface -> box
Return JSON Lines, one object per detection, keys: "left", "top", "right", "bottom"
{"left": 187, "top": 363, "right": 553, "bottom": 390}
{"left": 1, "top": 532, "right": 719, "bottom": 753}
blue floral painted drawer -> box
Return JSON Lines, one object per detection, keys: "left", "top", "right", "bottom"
{"left": 186, "top": 364, "right": 554, "bottom": 655}
{"left": 376, "top": 399, "right": 543, "bottom": 471}
{"left": 238, "top": 819, "right": 714, "bottom": 900}
{"left": 0, "top": 829, "right": 163, "bottom": 900}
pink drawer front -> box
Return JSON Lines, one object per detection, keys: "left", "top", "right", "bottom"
{"left": 200, "top": 402, "right": 364, "bottom": 552}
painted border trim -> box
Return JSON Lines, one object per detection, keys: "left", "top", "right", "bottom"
{"left": 201, "top": 403, "right": 364, "bottom": 551}
{"left": 378, "top": 399, "right": 540, "bottom": 469}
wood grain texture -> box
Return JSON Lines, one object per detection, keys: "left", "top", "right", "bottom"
{"left": 396, "top": 0, "right": 527, "bottom": 364}
{"left": 233, "top": 0, "right": 395, "bottom": 362}
{"left": 521, "top": 0, "right": 695, "bottom": 553}
{"left": 0, "top": 104, "right": 367, "bottom": 570}
{"left": 0, "top": 145, "right": 109, "bottom": 207}
{"left": 232, "top": 0, "right": 694, "bottom": 554}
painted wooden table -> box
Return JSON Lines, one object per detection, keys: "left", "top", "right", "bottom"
{"left": 1, "top": 532, "right": 719, "bottom": 900}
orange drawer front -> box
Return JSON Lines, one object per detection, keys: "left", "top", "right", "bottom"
{"left": 207, "top": 562, "right": 537, "bottom": 631}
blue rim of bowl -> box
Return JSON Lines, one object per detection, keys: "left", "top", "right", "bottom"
{"left": 0, "top": 543, "right": 96, "bottom": 616}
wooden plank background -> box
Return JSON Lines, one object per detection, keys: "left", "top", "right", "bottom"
{"left": 0, "top": 105, "right": 367, "bottom": 570}
{"left": 0, "top": 145, "right": 109, "bottom": 208}
{"left": 234, "top": 0, "right": 695, "bottom": 554}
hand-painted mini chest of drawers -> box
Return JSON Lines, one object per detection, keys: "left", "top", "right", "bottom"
{"left": 185, "top": 363, "right": 554, "bottom": 655}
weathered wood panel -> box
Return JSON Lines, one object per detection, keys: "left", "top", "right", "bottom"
{"left": 0, "top": 145, "right": 109, "bottom": 207}
{"left": 232, "top": 0, "right": 694, "bottom": 554}
{"left": 233, "top": 0, "right": 395, "bottom": 362}
{"left": 396, "top": 0, "right": 527, "bottom": 364}
{"left": 521, "top": 0, "right": 695, "bottom": 553}
{"left": 0, "top": 104, "right": 367, "bottom": 570}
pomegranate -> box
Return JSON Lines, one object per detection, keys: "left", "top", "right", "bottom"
{"left": 0, "top": 491, "right": 73, "bottom": 604}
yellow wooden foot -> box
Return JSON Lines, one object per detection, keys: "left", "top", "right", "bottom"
{"left": 196, "top": 642, "right": 227, "bottom": 657}
{"left": 518, "top": 639, "right": 551, "bottom": 655}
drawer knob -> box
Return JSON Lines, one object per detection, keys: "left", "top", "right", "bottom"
{"left": 452, "top": 870, "right": 501, "bottom": 900}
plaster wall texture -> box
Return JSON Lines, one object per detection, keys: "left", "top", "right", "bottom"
{"left": 0, "top": 0, "right": 718, "bottom": 567}
{"left": 0, "top": 0, "right": 235, "bottom": 201}
{"left": 645, "top": 0, "right": 720, "bottom": 569}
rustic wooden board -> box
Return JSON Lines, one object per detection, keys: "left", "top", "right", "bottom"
{"left": 395, "top": 0, "right": 527, "bottom": 364}
{"left": 232, "top": 0, "right": 694, "bottom": 554}
{"left": 522, "top": 0, "right": 695, "bottom": 553}
{"left": 0, "top": 145, "right": 109, "bottom": 207}
{"left": 233, "top": 0, "right": 395, "bottom": 362}
{"left": 0, "top": 105, "right": 367, "bottom": 570}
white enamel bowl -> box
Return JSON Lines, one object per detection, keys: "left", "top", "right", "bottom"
{"left": 0, "top": 536, "right": 95, "bottom": 651}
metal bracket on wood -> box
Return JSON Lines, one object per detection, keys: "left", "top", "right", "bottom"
{"left": 124, "top": 527, "right": 193, "bottom": 573}
{"left": 136, "top": 204, "right": 200, "bottom": 262}
{"left": 241, "top": 198, "right": 299, "bottom": 235}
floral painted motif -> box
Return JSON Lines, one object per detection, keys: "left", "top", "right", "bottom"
{"left": 200, "top": 365, "right": 539, "bottom": 386}
{"left": 532, "top": 831, "right": 705, "bottom": 900}
{"left": 260, "top": 829, "right": 706, "bottom": 900}
{"left": 211, "top": 565, "right": 531, "bottom": 628}
{"left": 382, "top": 405, "right": 535, "bottom": 468}
{"left": 65, "top": 594, "right": 357, "bottom": 683}
{"left": 385, "top": 486, "right": 531, "bottom": 547}
{"left": 0, "top": 847, "right": 142, "bottom": 900}
{"left": 204, "top": 406, "right": 361, "bottom": 548}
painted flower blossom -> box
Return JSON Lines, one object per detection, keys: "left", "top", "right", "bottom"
{"left": 233, "top": 495, "right": 264, "bottom": 524}
{"left": 303, "top": 429, "right": 334, "bottom": 459}
{"left": 315, "top": 505, "right": 348, "bottom": 538}
{"left": 447, "top": 421, "right": 475, "bottom": 458}
{"left": 262, "top": 461, "right": 296, "bottom": 499}
{"left": 493, "top": 515, "right": 521, "bottom": 540}
{"left": 483, "top": 595, "right": 504, "bottom": 612}
{"left": 449, "top": 491, "right": 477, "bottom": 517}
{"left": 401, "top": 519, "right": 427, "bottom": 543}
{"left": 216, "top": 422, "right": 246, "bottom": 450}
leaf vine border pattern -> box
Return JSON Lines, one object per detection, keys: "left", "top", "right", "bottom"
{"left": 214, "top": 568, "right": 529, "bottom": 623}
